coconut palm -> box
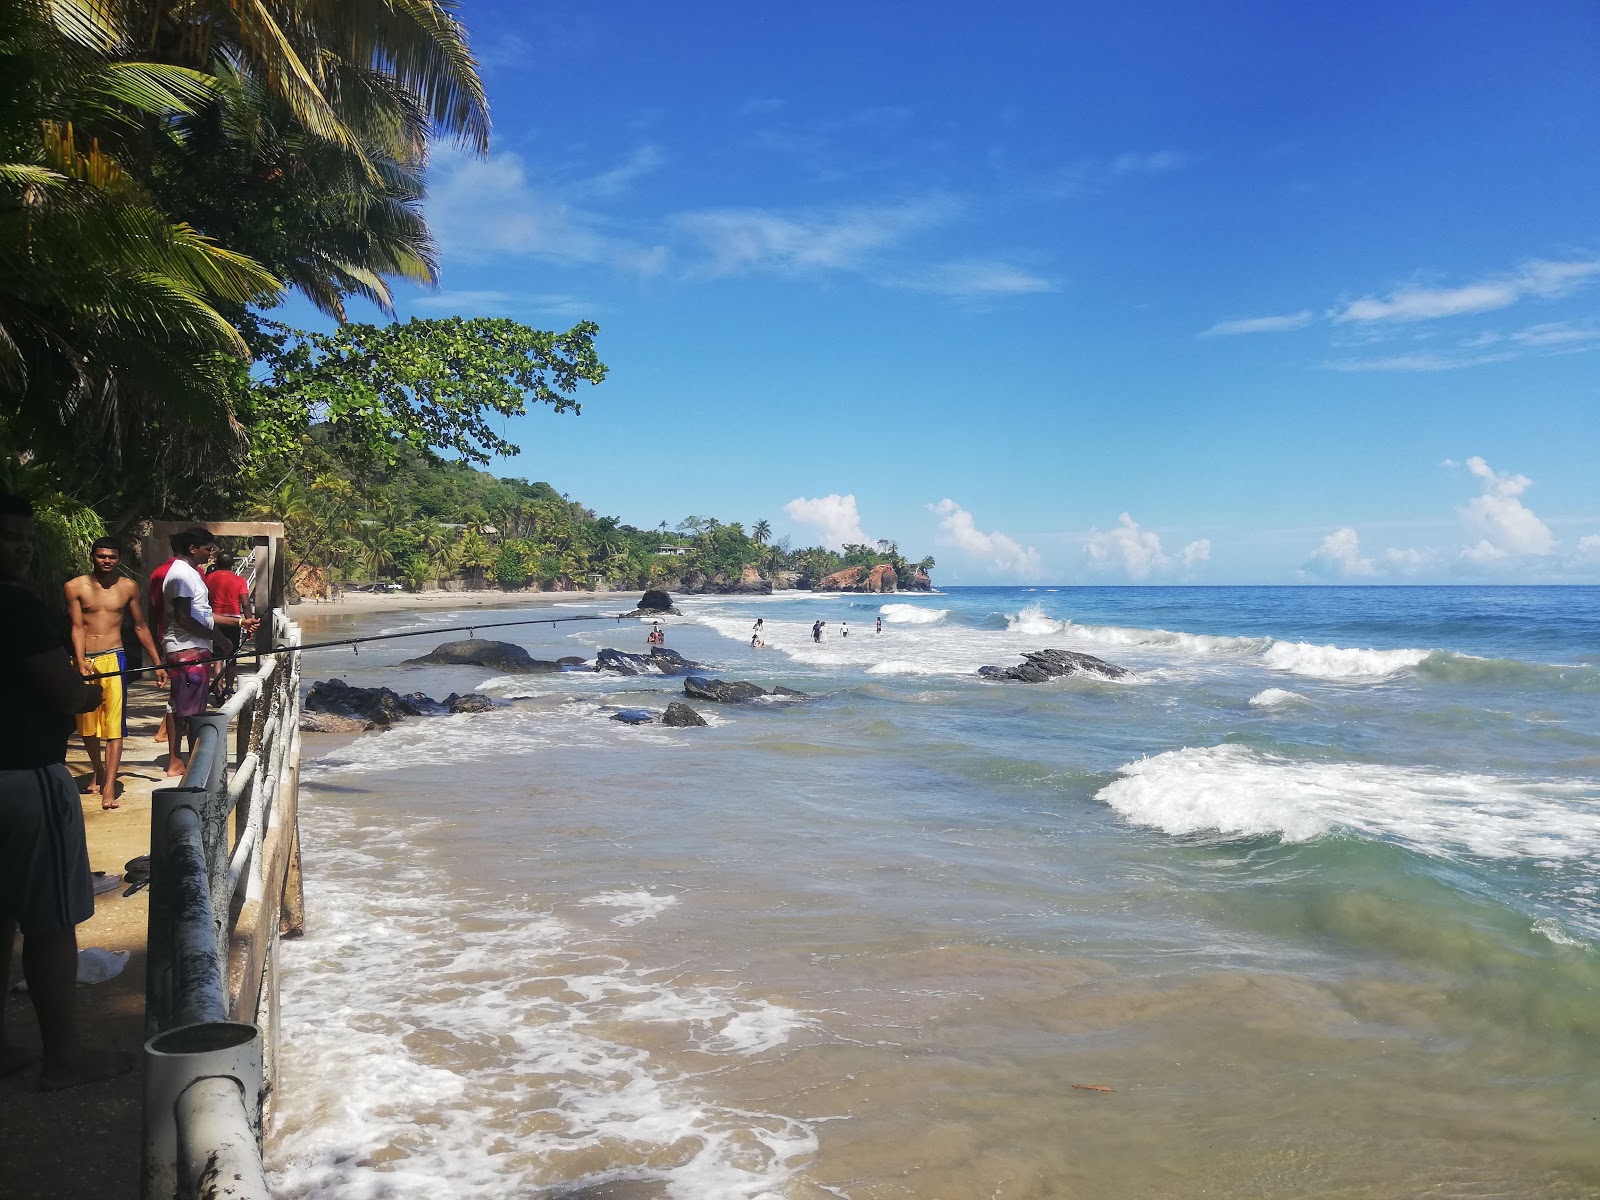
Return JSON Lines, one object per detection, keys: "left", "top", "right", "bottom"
{"left": 752, "top": 519, "right": 771, "bottom": 545}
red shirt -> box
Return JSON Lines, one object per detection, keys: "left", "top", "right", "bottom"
{"left": 205, "top": 569, "right": 250, "bottom": 617}
{"left": 148, "top": 557, "right": 175, "bottom": 641}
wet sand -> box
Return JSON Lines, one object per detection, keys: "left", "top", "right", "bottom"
{"left": 299, "top": 587, "right": 630, "bottom": 617}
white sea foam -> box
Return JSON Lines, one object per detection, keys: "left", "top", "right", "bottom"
{"left": 580, "top": 890, "right": 679, "bottom": 927}
{"left": 270, "top": 813, "right": 820, "bottom": 1199}
{"left": 878, "top": 603, "right": 948, "bottom": 625}
{"left": 1097, "top": 744, "right": 1600, "bottom": 862}
{"left": 1249, "top": 688, "right": 1307, "bottom": 709}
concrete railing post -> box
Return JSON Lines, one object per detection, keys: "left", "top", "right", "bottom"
{"left": 142, "top": 1021, "right": 264, "bottom": 1200}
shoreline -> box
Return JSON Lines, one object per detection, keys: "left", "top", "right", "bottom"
{"left": 291, "top": 587, "right": 632, "bottom": 617}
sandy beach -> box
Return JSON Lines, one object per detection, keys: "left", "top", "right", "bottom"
{"left": 293, "top": 587, "right": 633, "bottom": 617}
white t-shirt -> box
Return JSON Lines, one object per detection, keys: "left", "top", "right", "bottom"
{"left": 163, "top": 559, "right": 215, "bottom": 653}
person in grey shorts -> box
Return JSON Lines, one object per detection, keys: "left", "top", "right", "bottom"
{"left": 0, "top": 494, "right": 132, "bottom": 1090}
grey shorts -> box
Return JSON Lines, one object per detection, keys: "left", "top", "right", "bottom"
{"left": 0, "top": 764, "right": 94, "bottom": 935}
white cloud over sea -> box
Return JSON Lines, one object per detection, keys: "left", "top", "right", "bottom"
{"left": 1084, "top": 514, "right": 1210, "bottom": 580}
{"left": 928, "top": 499, "right": 1039, "bottom": 576}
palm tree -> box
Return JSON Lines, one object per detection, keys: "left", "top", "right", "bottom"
{"left": 753, "top": 519, "right": 772, "bottom": 545}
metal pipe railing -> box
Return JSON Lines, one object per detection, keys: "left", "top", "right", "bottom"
{"left": 143, "top": 610, "right": 301, "bottom": 1200}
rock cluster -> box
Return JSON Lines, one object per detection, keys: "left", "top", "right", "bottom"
{"left": 683, "top": 676, "right": 806, "bottom": 703}
{"left": 814, "top": 564, "right": 898, "bottom": 593}
{"left": 977, "top": 649, "right": 1129, "bottom": 683}
{"left": 402, "top": 639, "right": 563, "bottom": 673}
{"left": 302, "top": 678, "right": 498, "bottom": 729}
{"left": 678, "top": 566, "right": 773, "bottom": 595}
{"left": 662, "top": 701, "right": 708, "bottom": 727}
{"left": 594, "top": 646, "right": 700, "bottom": 676}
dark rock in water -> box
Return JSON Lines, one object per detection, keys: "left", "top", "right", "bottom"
{"left": 661, "top": 702, "right": 708, "bottom": 727}
{"left": 683, "top": 675, "right": 807, "bottom": 703}
{"left": 402, "top": 639, "right": 563, "bottom": 673}
{"left": 299, "top": 710, "right": 373, "bottom": 734}
{"left": 623, "top": 589, "right": 680, "bottom": 616}
{"left": 400, "top": 690, "right": 449, "bottom": 715}
{"left": 610, "top": 708, "right": 655, "bottom": 725}
{"left": 595, "top": 646, "right": 701, "bottom": 676}
{"left": 977, "top": 648, "right": 1129, "bottom": 683}
{"left": 305, "top": 678, "right": 431, "bottom": 727}
{"left": 558, "top": 656, "right": 587, "bottom": 666}
{"left": 443, "top": 692, "right": 496, "bottom": 714}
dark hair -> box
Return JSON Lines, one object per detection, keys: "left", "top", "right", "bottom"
{"left": 168, "top": 530, "right": 187, "bottom": 551}
{"left": 174, "top": 526, "right": 216, "bottom": 556}
{"left": 0, "top": 493, "right": 34, "bottom": 519}
{"left": 214, "top": 551, "right": 235, "bottom": 569}
{"left": 90, "top": 537, "right": 119, "bottom": 555}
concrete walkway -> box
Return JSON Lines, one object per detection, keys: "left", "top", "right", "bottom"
{"left": 1, "top": 684, "right": 171, "bottom": 1198}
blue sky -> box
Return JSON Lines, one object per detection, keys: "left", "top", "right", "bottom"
{"left": 316, "top": 0, "right": 1600, "bottom": 583}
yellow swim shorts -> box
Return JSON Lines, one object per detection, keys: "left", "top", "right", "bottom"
{"left": 76, "top": 648, "right": 127, "bottom": 741}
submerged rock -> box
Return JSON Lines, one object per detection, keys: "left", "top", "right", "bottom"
{"left": 443, "top": 692, "right": 496, "bottom": 714}
{"left": 402, "top": 639, "right": 563, "bottom": 673}
{"left": 977, "top": 649, "right": 1129, "bottom": 683}
{"left": 557, "top": 656, "right": 588, "bottom": 667}
{"left": 610, "top": 708, "right": 655, "bottom": 725}
{"left": 661, "top": 701, "right": 708, "bottom": 727}
{"left": 595, "top": 646, "right": 700, "bottom": 676}
{"left": 683, "top": 675, "right": 806, "bottom": 703}
{"left": 299, "top": 710, "right": 373, "bottom": 734}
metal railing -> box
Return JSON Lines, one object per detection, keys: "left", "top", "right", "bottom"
{"left": 143, "top": 611, "right": 304, "bottom": 1200}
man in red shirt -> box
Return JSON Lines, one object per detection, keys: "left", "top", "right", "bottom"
{"left": 204, "top": 551, "right": 255, "bottom": 700}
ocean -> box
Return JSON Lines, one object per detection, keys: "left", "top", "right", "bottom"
{"left": 267, "top": 585, "right": 1600, "bottom": 1199}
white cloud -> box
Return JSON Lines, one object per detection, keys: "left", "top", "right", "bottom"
{"left": 1577, "top": 534, "right": 1600, "bottom": 563}
{"left": 1083, "top": 514, "right": 1175, "bottom": 580}
{"left": 1332, "top": 257, "right": 1600, "bottom": 324}
{"left": 1510, "top": 321, "right": 1600, "bottom": 349}
{"left": 1181, "top": 539, "right": 1212, "bottom": 568}
{"left": 1383, "top": 546, "right": 1431, "bottom": 574}
{"left": 1324, "top": 351, "right": 1513, "bottom": 372}
{"left": 1109, "top": 150, "right": 1189, "bottom": 175}
{"left": 409, "top": 290, "right": 594, "bottom": 318}
{"left": 1307, "top": 527, "right": 1378, "bottom": 577}
{"left": 426, "top": 146, "right": 667, "bottom": 273}
{"left": 1201, "top": 311, "right": 1313, "bottom": 337}
{"left": 897, "top": 259, "right": 1056, "bottom": 298}
{"left": 784, "top": 494, "right": 868, "bottom": 549}
{"left": 928, "top": 499, "right": 1039, "bottom": 576}
{"left": 1457, "top": 456, "right": 1556, "bottom": 561}
{"left": 672, "top": 198, "right": 957, "bottom": 278}
{"left": 572, "top": 144, "right": 665, "bottom": 199}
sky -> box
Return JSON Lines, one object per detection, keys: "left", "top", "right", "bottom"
{"left": 302, "top": 0, "right": 1600, "bottom": 584}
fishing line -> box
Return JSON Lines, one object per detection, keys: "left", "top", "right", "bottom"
{"left": 80, "top": 609, "right": 655, "bottom": 681}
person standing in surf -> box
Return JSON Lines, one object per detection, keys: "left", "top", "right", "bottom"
{"left": 876, "top": 616, "right": 882, "bottom": 634}
{"left": 812, "top": 620, "right": 824, "bottom": 642}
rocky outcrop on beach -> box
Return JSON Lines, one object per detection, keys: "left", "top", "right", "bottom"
{"left": 623, "top": 589, "right": 680, "bottom": 616}
{"left": 662, "top": 702, "right": 708, "bottom": 727}
{"left": 305, "top": 679, "right": 500, "bottom": 728}
{"left": 814, "top": 564, "right": 898, "bottom": 593}
{"left": 977, "top": 649, "right": 1129, "bottom": 683}
{"left": 773, "top": 571, "right": 803, "bottom": 590}
{"left": 684, "top": 675, "right": 807, "bottom": 703}
{"left": 403, "top": 639, "right": 563, "bottom": 673}
{"left": 676, "top": 566, "right": 773, "bottom": 595}
{"left": 908, "top": 569, "right": 933, "bottom": 591}
{"left": 594, "top": 647, "right": 701, "bottom": 676}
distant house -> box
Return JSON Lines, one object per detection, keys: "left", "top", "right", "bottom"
{"left": 656, "top": 545, "right": 695, "bottom": 557}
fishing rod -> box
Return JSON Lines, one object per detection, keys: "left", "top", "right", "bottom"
{"left": 80, "top": 609, "right": 664, "bottom": 681}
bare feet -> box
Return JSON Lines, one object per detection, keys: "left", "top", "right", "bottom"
{"left": 100, "top": 796, "right": 119, "bottom": 810}
{"left": 0, "top": 1043, "right": 39, "bottom": 1079}
{"left": 39, "top": 1047, "right": 135, "bottom": 1092}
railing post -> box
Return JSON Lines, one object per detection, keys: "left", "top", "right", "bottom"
{"left": 142, "top": 1021, "right": 263, "bottom": 1200}
{"left": 184, "top": 712, "right": 233, "bottom": 965}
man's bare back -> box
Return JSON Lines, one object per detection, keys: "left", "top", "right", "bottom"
{"left": 64, "top": 574, "right": 139, "bottom": 654}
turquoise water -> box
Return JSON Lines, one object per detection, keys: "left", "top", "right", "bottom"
{"left": 270, "top": 586, "right": 1600, "bottom": 1199}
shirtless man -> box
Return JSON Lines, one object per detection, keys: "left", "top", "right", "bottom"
{"left": 64, "top": 538, "right": 165, "bottom": 808}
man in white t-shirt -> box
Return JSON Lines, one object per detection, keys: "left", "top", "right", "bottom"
{"left": 161, "top": 527, "right": 229, "bottom": 776}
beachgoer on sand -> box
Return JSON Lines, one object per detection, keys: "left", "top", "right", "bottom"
{"left": 64, "top": 538, "right": 166, "bottom": 808}
{"left": 162, "top": 528, "right": 231, "bottom": 778}
{"left": 0, "top": 492, "right": 135, "bottom": 1092}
